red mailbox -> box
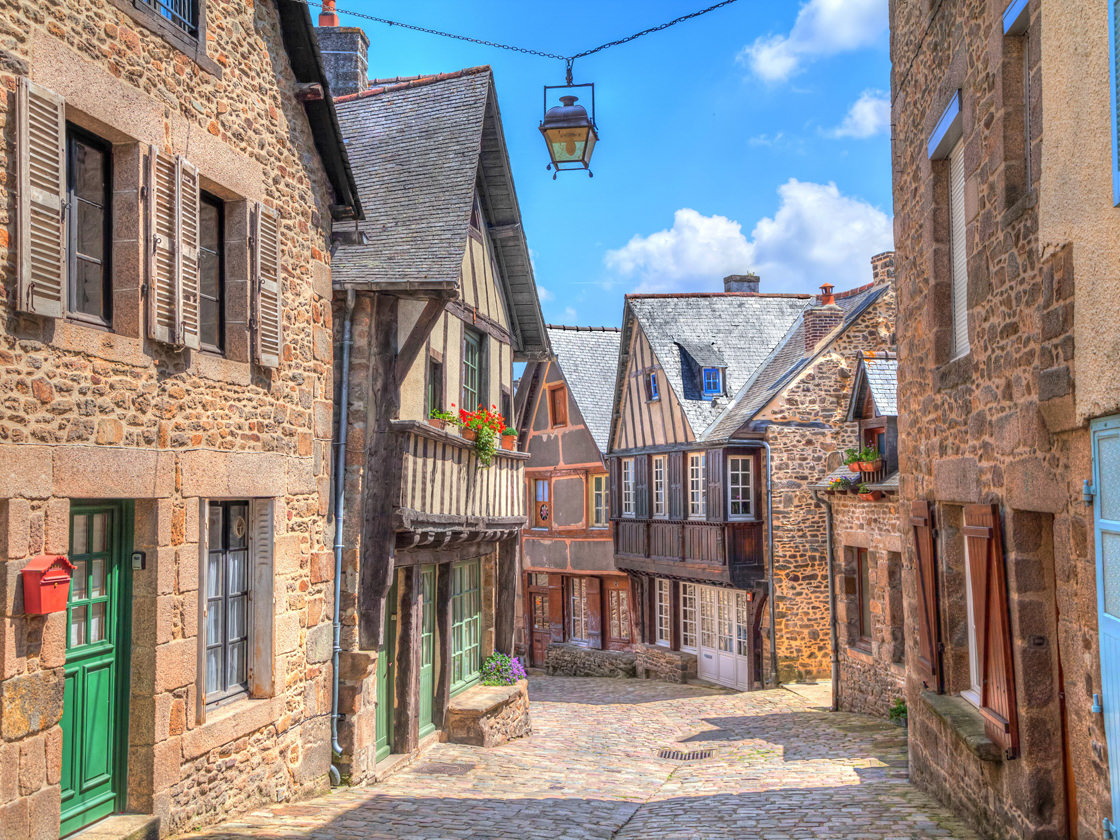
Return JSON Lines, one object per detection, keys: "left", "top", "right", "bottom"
{"left": 21, "top": 555, "right": 74, "bottom": 615}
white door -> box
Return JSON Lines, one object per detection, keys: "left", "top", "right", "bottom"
{"left": 695, "top": 584, "right": 751, "bottom": 690}
{"left": 697, "top": 586, "right": 719, "bottom": 684}
{"left": 1093, "top": 417, "right": 1120, "bottom": 833}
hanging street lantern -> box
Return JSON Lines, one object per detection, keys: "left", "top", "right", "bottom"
{"left": 540, "top": 72, "right": 598, "bottom": 178}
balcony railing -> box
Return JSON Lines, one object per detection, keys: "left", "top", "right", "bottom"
{"left": 615, "top": 518, "right": 763, "bottom": 567}
{"left": 392, "top": 421, "right": 528, "bottom": 536}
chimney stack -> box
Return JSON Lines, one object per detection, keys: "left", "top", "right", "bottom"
{"left": 803, "top": 283, "right": 843, "bottom": 351}
{"left": 315, "top": 9, "right": 370, "bottom": 98}
{"left": 870, "top": 251, "right": 896, "bottom": 286}
{"left": 723, "top": 273, "right": 760, "bottom": 294}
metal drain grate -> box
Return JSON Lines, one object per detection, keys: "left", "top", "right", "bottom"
{"left": 414, "top": 763, "right": 473, "bottom": 775}
{"left": 657, "top": 748, "right": 714, "bottom": 761}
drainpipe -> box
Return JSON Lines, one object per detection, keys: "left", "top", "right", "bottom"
{"left": 812, "top": 488, "right": 840, "bottom": 712}
{"left": 737, "top": 440, "right": 777, "bottom": 687}
{"left": 329, "top": 289, "right": 356, "bottom": 787}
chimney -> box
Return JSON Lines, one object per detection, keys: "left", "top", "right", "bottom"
{"left": 803, "top": 283, "right": 843, "bottom": 351}
{"left": 871, "top": 251, "right": 896, "bottom": 286}
{"left": 723, "top": 273, "right": 760, "bottom": 294}
{"left": 315, "top": 6, "right": 370, "bottom": 99}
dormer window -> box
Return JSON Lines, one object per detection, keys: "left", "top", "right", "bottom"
{"left": 702, "top": 367, "right": 722, "bottom": 397}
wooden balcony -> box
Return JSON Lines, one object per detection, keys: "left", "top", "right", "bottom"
{"left": 614, "top": 517, "right": 765, "bottom": 587}
{"left": 390, "top": 420, "right": 528, "bottom": 548}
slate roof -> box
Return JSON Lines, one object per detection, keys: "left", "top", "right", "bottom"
{"left": 862, "top": 353, "right": 898, "bottom": 417}
{"left": 330, "top": 67, "right": 548, "bottom": 359}
{"left": 619, "top": 294, "right": 811, "bottom": 443}
{"left": 705, "top": 283, "right": 889, "bottom": 440}
{"left": 547, "top": 325, "right": 622, "bottom": 454}
{"left": 677, "top": 340, "right": 727, "bottom": 368}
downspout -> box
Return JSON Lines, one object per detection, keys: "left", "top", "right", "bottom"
{"left": 812, "top": 488, "right": 840, "bottom": 712}
{"left": 329, "top": 289, "right": 356, "bottom": 787}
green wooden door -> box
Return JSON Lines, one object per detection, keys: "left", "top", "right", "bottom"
{"left": 60, "top": 503, "right": 131, "bottom": 836}
{"left": 418, "top": 566, "right": 436, "bottom": 739}
{"left": 375, "top": 575, "right": 398, "bottom": 763}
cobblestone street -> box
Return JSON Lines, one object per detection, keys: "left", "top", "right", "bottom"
{"left": 185, "top": 676, "right": 978, "bottom": 840}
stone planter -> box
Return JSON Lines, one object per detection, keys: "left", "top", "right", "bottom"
{"left": 445, "top": 680, "right": 531, "bottom": 747}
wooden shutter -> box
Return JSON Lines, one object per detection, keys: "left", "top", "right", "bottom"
{"left": 910, "top": 500, "right": 942, "bottom": 690}
{"left": 949, "top": 140, "right": 969, "bottom": 357}
{"left": 547, "top": 574, "right": 564, "bottom": 642}
{"left": 706, "top": 449, "right": 724, "bottom": 522}
{"left": 609, "top": 459, "right": 621, "bottom": 520}
{"left": 585, "top": 577, "right": 602, "bottom": 649}
{"left": 16, "top": 78, "right": 66, "bottom": 317}
{"left": 248, "top": 499, "right": 275, "bottom": 697}
{"left": 668, "top": 451, "right": 684, "bottom": 520}
{"left": 252, "top": 202, "right": 282, "bottom": 368}
{"left": 634, "top": 455, "right": 649, "bottom": 519}
{"left": 147, "top": 148, "right": 200, "bottom": 347}
{"left": 963, "top": 504, "right": 1020, "bottom": 758}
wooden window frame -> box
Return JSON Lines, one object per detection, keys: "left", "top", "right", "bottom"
{"left": 948, "top": 138, "right": 970, "bottom": 359}
{"left": 727, "top": 454, "right": 755, "bottom": 520}
{"left": 450, "top": 559, "right": 482, "bottom": 694}
{"left": 569, "top": 576, "right": 589, "bottom": 644}
{"left": 961, "top": 533, "right": 984, "bottom": 707}
{"left": 198, "top": 190, "right": 224, "bottom": 354}
{"left": 622, "top": 458, "right": 636, "bottom": 518}
{"left": 655, "top": 578, "right": 671, "bottom": 646}
{"left": 680, "top": 582, "right": 698, "bottom": 652}
{"left": 606, "top": 581, "right": 631, "bottom": 646}
{"left": 106, "top": 0, "right": 222, "bottom": 77}
{"left": 427, "top": 355, "right": 444, "bottom": 418}
{"left": 590, "top": 474, "right": 609, "bottom": 529}
{"left": 701, "top": 367, "right": 722, "bottom": 397}
{"left": 688, "top": 453, "right": 706, "bottom": 520}
{"left": 203, "top": 500, "right": 251, "bottom": 708}
{"left": 652, "top": 455, "right": 668, "bottom": 519}
{"left": 533, "top": 478, "right": 550, "bottom": 530}
{"left": 548, "top": 384, "right": 568, "bottom": 428}
{"left": 66, "top": 124, "right": 113, "bottom": 328}
{"left": 461, "top": 328, "right": 484, "bottom": 411}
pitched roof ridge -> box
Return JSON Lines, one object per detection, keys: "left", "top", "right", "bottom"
{"left": 547, "top": 324, "right": 621, "bottom": 332}
{"left": 626, "top": 292, "right": 812, "bottom": 300}
{"left": 860, "top": 349, "right": 897, "bottom": 360}
{"left": 828, "top": 278, "right": 885, "bottom": 302}
{"left": 335, "top": 66, "right": 492, "bottom": 103}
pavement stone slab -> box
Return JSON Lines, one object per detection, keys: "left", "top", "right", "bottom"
{"left": 183, "top": 676, "right": 979, "bottom": 840}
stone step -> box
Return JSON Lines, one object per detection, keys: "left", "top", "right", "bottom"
{"left": 70, "top": 815, "right": 160, "bottom": 840}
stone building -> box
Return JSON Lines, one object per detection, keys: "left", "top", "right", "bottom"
{"left": 0, "top": 1, "right": 361, "bottom": 837}
{"left": 814, "top": 352, "right": 904, "bottom": 718}
{"left": 516, "top": 325, "right": 636, "bottom": 677}
{"left": 890, "top": 0, "right": 1120, "bottom": 835}
{"left": 317, "top": 22, "right": 547, "bottom": 784}
{"left": 606, "top": 261, "right": 894, "bottom": 689}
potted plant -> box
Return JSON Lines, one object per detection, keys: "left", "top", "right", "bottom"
{"left": 501, "top": 427, "right": 518, "bottom": 451}
{"left": 828, "top": 477, "right": 852, "bottom": 495}
{"left": 480, "top": 652, "right": 527, "bottom": 686}
{"left": 458, "top": 406, "right": 506, "bottom": 467}
{"left": 856, "top": 445, "right": 883, "bottom": 473}
{"left": 857, "top": 482, "right": 883, "bottom": 502}
{"left": 843, "top": 447, "right": 861, "bottom": 472}
{"left": 428, "top": 408, "right": 457, "bottom": 430}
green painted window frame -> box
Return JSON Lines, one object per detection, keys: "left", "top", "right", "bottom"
{"left": 450, "top": 559, "right": 482, "bottom": 695}
{"left": 461, "top": 329, "right": 484, "bottom": 412}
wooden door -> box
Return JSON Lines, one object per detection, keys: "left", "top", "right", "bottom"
{"left": 527, "top": 573, "right": 551, "bottom": 666}
{"left": 1094, "top": 417, "right": 1120, "bottom": 832}
{"left": 604, "top": 578, "right": 633, "bottom": 651}
{"left": 375, "top": 574, "right": 398, "bottom": 763}
{"left": 418, "top": 566, "right": 436, "bottom": 740}
{"left": 61, "top": 503, "right": 131, "bottom": 836}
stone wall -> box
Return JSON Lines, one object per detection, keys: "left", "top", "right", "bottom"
{"left": 759, "top": 285, "right": 896, "bottom": 682}
{"left": 0, "top": 1, "right": 338, "bottom": 837}
{"left": 545, "top": 643, "right": 636, "bottom": 678}
{"left": 634, "top": 643, "right": 696, "bottom": 684}
{"left": 828, "top": 493, "right": 906, "bottom": 719}
{"left": 891, "top": 0, "right": 1104, "bottom": 836}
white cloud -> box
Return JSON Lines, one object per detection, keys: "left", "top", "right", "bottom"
{"left": 603, "top": 180, "right": 893, "bottom": 294}
{"left": 537, "top": 285, "right": 555, "bottom": 302}
{"left": 739, "top": 0, "right": 888, "bottom": 82}
{"left": 830, "top": 89, "right": 890, "bottom": 138}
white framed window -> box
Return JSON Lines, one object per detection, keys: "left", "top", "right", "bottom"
{"left": 622, "top": 458, "right": 635, "bottom": 518}
{"left": 727, "top": 455, "right": 754, "bottom": 519}
{"left": 591, "top": 474, "right": 609, "bottom": 528}
{"left": 688, "top": 453, "right": 706, "bottom": 519}
{"left": 962, "top": 536, "right": 983, "bottom": 707}
{"left": 652, "top": 455, "right": 667, "bottom": 518}
{"left": 949, "top": 139, "right": 970, "bottom": 359}
{"left": 680, "top": 583, "right": 698, "bottom": 652}
{"left": 656, "top": 578, "right": 671, "bottom": 646}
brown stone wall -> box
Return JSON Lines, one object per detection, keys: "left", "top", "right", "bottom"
{"left": 0, "top": 2, "right": 338, "bottom": 837}
{"left": 828, "top": 493, "right": 906, "bottom": 718}
{"left": 759, "top": 286, "right": 895, "bottom": 682}
{"left": 892, "top": 0, "right": 1104, "bottom": 836}
{"left": 634, "top": 643, "right": 696, "bottom": 683}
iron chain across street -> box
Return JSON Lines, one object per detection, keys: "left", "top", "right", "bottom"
{"left": 294, "top": 0, "right": 743, "bottom": 74}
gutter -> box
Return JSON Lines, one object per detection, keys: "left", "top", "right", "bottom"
{"left": 812, "top": 488, "right": 841, "bottom": 712}
{"left": 329, "top": 289, "right": 356, "bottom": 786}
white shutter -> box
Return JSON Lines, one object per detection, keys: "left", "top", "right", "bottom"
{"left": 147, "top": 146, "right": 178, "bottom": 344}
{"left": 16, "top": 78, "right": 66, "bottom": 317}
{"left": 252, "top": 202, "right": 282, "bottom": 368}
{"left": 949, "top": 140, "right": 970, "bottom": 358}
{"left": 248, "top": 499, "right": 275, "bottom": 697}
{"left": 178, "top": 159, "right": 201, "bottom": 350}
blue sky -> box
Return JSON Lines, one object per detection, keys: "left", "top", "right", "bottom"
{"left": 324, "top": 0, "right": 893, "bottom": 326}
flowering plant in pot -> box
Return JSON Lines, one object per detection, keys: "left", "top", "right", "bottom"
{"left": 857, "top": 482, "right": 883, "bottom": 502}
{"left": 856, "top": 445, "right": 883, "bottom": 473}
{"left": 500, "top": 427, "right": 518, "bottom": 451}
{"left": 428, "top": 408, "right": 458, "bottom": 430}
{"left": 843, "top": 448, "right": 862, "bottom": 472}
{"left": 827, "top": 477, "right": 853, "bottom": 495}
{"left": 458, "top": 405, "right": 508, "bottom": 467}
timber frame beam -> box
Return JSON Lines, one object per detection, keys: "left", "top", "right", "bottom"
{"left": 395, "top": 292, "right": 456, "bottom": 382}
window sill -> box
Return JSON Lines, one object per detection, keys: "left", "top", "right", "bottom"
{"left": 919, "top": 690, "right": 1002, "bottom": 763}
{"left": 183, "top": 695, "right": 280, "bottom": 761}
{"left": 191, "top": 351, "right": 251, "bottom": 386}
{"left": 107, "top": 0, "right": 223, "bottom": 78}
{"left": 845, "top": 644, "right": 874, "bottom": 665}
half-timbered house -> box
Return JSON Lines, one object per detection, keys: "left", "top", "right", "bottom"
{"left": 516, "top": 325, "right": 635, "bottom": 673}
{"left": 317, "top": 25, "right": 547, "bottom": 783}
{"left": 608, "top": 259, "right": 895, "bottom": 690}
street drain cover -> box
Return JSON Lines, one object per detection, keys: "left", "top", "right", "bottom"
{"left": 658, "top": 749, "right": 714, "bottom": 761}
{"left": 415, "top": 763, "right": 472, "bottom": 775}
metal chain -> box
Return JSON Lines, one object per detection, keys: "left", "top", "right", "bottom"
{"left": 294, "top": 0, "right": 742, "bottom": 71}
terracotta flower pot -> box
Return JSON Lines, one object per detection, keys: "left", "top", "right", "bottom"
{"left": 501, "top": 435, "right": 516, "bottom": 451}
{"left": 428, "top": 418, "right": 446, "bottom": 430}
{"left": 858, "top": 460, "right": 883, "bottom": 473}
{"left": 848, "top": 463, "right": 860, "bottom": 472}
{"left": 859, "top": 491, "right": 883, "bottom": 502}
{"left": 461, "top": 427, "right": 478, "bottom": 442}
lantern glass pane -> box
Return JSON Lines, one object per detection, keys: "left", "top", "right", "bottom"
{"left": 546, "top": 127, "right": 590, "bottom": 164}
